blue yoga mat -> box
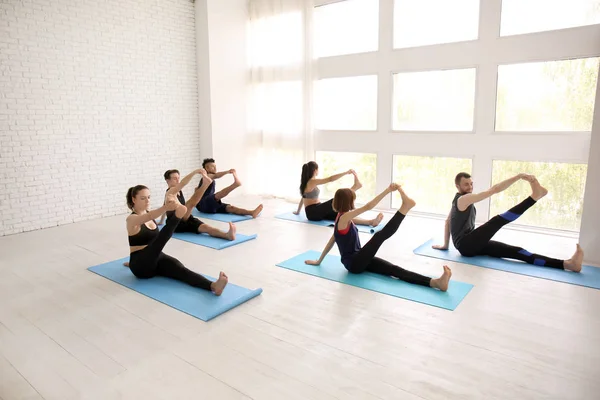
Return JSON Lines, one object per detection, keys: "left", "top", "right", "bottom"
{"left": 276, "top": 251, "right": 473, "bottom": 310}
{"left": 275, "top": 212, "right": 385, "bottom": 234}
{"left": 88, "top": 258, "right": 263, "bottom": 321}
{"left": 192, "top": 209, "right": 253, "bottom": 223}
{"left": 414, "top": 239, "right": 600, "bottom": 290}
{"left": 172, "top": 232, "right": 257, "bottom": 250}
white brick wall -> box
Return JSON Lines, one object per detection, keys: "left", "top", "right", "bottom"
{"left": 0, "top": 0, "right": 201, "bottom": 236}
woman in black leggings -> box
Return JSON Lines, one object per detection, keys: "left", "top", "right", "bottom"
{"left": 294, "top": 161, "right": 383, "bottom": 227}
{"left": 305, "top": 183, "right": 452, "bottom": 291}
{"left": 125, "top": 168, "right": 228, "bottom": 295}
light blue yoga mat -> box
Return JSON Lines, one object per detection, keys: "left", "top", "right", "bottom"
{"left": 276, "top": 251, "right": 473, "bottom": 310}
{"left": 275, "top": 212, "right": 385, "bottom": 234}
{"left": 414, "top": 239, "right": 600, "bottom": 290}
{"left": 88, "top": 258, "right": 263, "bottom": 321}
{"left": 172, "top": 232, "right": 257, "bottom": 250}
{"left": 192, "top": 209, "right": 253, "bottom": 223}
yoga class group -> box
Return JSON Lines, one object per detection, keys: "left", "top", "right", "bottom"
{"left": 122, "top": 157, "right": 585, "bottom": 304}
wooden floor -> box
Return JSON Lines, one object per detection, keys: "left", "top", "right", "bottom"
{"left": 1, "top": 196, "right": 599, "bottom": 400}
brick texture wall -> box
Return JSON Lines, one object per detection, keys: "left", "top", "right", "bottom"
{"left": 0, "top": 0, "right": 201, "bottom": 235}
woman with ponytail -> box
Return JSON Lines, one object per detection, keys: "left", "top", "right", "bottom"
{"left": 294, "top": 161, "right": 384, "bottom": 228}
{"left": 125, "top": 168, "right": 229, "bottom": 295}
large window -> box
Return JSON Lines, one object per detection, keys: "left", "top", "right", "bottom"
{"left": 315, "top": 75, "right": 378, "bottom": 130}
{"left": 392, "top": 68, "right": 476, "bottom": 131}
{"left": 500, "top": 0, "right": 600, "bottom": 36}
{"left": 393, "top": 0, "right": 480, "bottom": 48}
{"left": 247, "top": 81, "right": 302, "bottom": 134}
{"left": 490, "top": 160, "right": 588, "bottom": 231}
{"left": 314, "top": 0, "right": 379, "bottom": 58}
{"left": 392, "top": 155, "right": 473, "bottom": 214}
{"left": 246, "top": 12, "right": 302, "bottom": 68}
{"left": 495, "top": 57, "right": 600, "bottom": 132}
{"left": 315, "top": 151, "right": 377, "bottom": 205}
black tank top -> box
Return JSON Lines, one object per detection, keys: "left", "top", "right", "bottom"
{"left": 128, "top": 213, "right": 159, "bottom": 246}
{"left": 450, "top": 193, "right": 476, "bottom": 249}
{"left": 165, "top": 190, "right": 186, "bottom": 220}
{"left": 334, "top": 213, "right": 362, "bottom": 269}
{"left": 198, "top": 179, "right": 216, "bottom": 200}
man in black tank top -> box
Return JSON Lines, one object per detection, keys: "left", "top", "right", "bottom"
{"left": 159, "top": 169, "right": 237, "bottom": 241}
{"left": 431, "top": 172, "right": 583, "bottom": 272}
{"left": 195, "top": 158, "right": 263, "bottom": 218}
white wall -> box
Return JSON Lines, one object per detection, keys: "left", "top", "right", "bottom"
{"left": 0, "top": 0, "right": 200, "bottom": 236}
{"left": 580, "top": 71, "right": 600, "bottom": 266}
{"left": 196, "top": 0, "right": 248, "bottom": 194}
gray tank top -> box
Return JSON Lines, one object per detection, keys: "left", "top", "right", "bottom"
{"left": 302, "top": 186, "right": 320, "bottom": 199}
{"left": 450, "top": 193, "right": 476, "bottom": 249}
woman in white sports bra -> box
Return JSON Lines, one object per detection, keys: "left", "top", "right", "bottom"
{"left": 294, "top": 161, "right": 383, "bottom": 227}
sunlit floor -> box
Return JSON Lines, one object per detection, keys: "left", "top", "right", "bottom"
{"left": 1, "top": 196, "right": 598, "bottom": 400}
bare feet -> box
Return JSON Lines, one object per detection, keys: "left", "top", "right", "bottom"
{"left": 430, "top": 265, "right": 452, "bottom": 292}
{"left": 398, "top": 186, "right": 416, "bottom": 214}
{"left": 252, "top": 204, "right": 263, "bottom": 218}
{"left": 226, "top": 222, "right": 237, "bottom": 241}
{"left": 564, "top": 244, "right": 584, "bottom": 272}
{"left": 529, "top": 177, "right": 548, "bottom": 201}
{"left": 211, "top": 271, "right": 229, "bottom": 296}
{"left": 232, "top": 171, "right": 242, "bottom": 187}
{"left": 351, "top": 171, "right": 363, "bottom": 191}
{"left": 370, "top": 212, "right": 384, "bottom": 227}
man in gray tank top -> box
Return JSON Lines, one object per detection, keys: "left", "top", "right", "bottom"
{"left": 430, "top": 172, "right": 583, "bottom": 272}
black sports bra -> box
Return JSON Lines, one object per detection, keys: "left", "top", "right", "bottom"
{"left": 128, "top": 214, "right": 159, "bottom": 246}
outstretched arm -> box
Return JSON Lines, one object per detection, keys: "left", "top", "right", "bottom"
{"left": 293, "top": 198, "right": 303, "bottom": 215}
{"left": 308, "top": 169, "right": 353, "bottom": 187}
{"left": 337, "top": 183, "right": 397, "bottom": 229}
{"left": 167, "top": 168, "right": 205, "bottom": 196}
{"left": 457, "top": 174, "right": 525, "bottom": 211}
{"left": 182, "top": 173, "right": 212, "bottom": 220}
{"left": 305, "top": 234, "right": 336, "bottom": 266}
{"left": 157, "top": 192, "right": 169, "bottom": 225}
{"left": 127, "top": 197, "right": 178, "bottom": 232}
{"left": 432, "top": 211, "right": 451, "bottom": 250}
{"left": 208, "top": 169, "right": 234, "bottom": 180}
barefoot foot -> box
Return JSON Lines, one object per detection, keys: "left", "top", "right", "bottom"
{"left": 398, "top": 186, "right": 416, "bottom": 214}
{"left": 233, "top": 171, "right": 242, "bottom": 187}
{"left": 211, "top": 271, "right": 229, "bottom": 296}
{"left": 351, "top": 171, "right": 363, "bottom": 191}
{"left": 431, "top": 265, "right": 452, "bottom": 292}
{"left": 226, "top": 222, "right": 237, "bottom": 241}
{"left": 564, "top": 244, "right": 584, "bottom": 272}
{"left": 530, "top": 177, "right": 548, "bottom": 201}
{"left": 252, "top": 204, "right": 263, "bottom": 218}
{"left": 370, "top": 212, "right": 384, "bottom": 227}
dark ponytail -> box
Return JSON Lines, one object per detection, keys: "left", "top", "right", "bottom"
{"left": 299, "top": 161, "right": 318, "bottom": 195}
{"left": 126, "top": 185, "right": 149, "bottom": 211}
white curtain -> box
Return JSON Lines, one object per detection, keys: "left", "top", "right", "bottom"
{"left": 245, "top": 0, "right": 315, "bottom": 199}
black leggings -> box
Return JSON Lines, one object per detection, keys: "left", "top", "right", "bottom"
{"left": 129, "top": 216, "right": 213, "bottom": 290}
{"left": 348, "top": 211, "right": 432, "bottom": 287}
{"left": 305, "top": 199, "right": 337, "bottom": 221}
{"left": 457, "top": 197, "right": 564, "bottom": 269}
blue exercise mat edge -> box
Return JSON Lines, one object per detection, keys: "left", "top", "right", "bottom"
{"left": 171, "top": 232, "right": 257, "bottom": 250}
{"left": 414, "top": 239, "right": 600, "bottom": 290}
{"left": 192, "top": 209, "right": 253, "bottom": 222}
{"left": 88, "top": 257, "right": 263, "bottom": 321}
{"left": 276, "top": 250, "right": 474, "bottom": 311}
{"left": 275, "top": 211, "right": 385, "bottom": 234}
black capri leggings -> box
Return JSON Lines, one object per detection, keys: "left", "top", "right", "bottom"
{"left": 129, "top": 216, "right": 213, "bottom": 290}
{"left": 457, "top": 196, "right": 564, "bottom": 269}
{"left": 348, "top": 211, "right": 431, "bottom": 287}
{"left": 305, "top": 199, "right": 337, "bottom": 221}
